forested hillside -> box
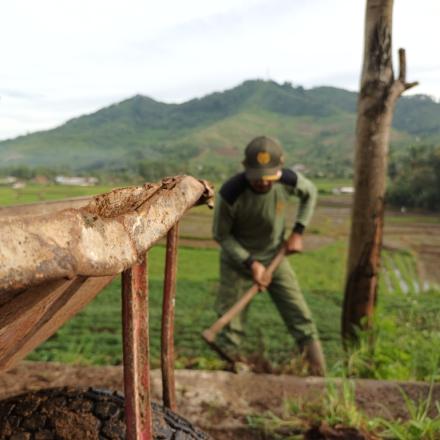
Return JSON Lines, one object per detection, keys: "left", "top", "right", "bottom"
{"left": 0, "top": 80, "right": 439, "bottom": 179}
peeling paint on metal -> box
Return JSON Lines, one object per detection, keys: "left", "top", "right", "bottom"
{"left": 0, "top": 176, "right": 214, "bottom": 297}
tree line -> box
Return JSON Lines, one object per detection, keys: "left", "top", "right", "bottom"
{"left": 388, "top": 144, "right": 440, "bottom": 211}
{"left": 1, "top": 144, "right": 439, "bottom": 212}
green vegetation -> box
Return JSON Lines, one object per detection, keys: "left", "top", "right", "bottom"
{"left": 344, "top": 289, "right": 440, "bottom": 381}
{"left": 1, "top": 80, "right": 439, "bottom": 180}
{"left": 388, "top": 144, "right": 440, "bottom": 211}
{"left": 26, "top": 241, "right": 440, "bottom": 383}
{"left": 314, "top": 178, "right": 353, "bottom": 194}
{"left": 247, "top": 379, "right": 440, "bottom": 439}
{"left": 1, "top": 81, "right": 439, "bottom": 435}
{"left": 22, "top": 237, "right": 341, "bottom": 369}
{"left": 394, "top": 94, "right": 440, "bottom": 136}
{"left": 379, "top": 382, "right": 440, "bottom": 440}
{"left": 343, "top": 249, "right": 440, "bottom": 381}
{"left": 247, "top": 380, "right": 378, "bottom": 439}
{"left": 0, "top": 183, "right": 113, "bottom": 206}
{"left": 0, "top": 183, "right": 437, "bottom": 383}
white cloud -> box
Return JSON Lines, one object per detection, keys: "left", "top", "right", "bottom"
{"left": 0, "top": 0, "right": 439, "bottom": 140}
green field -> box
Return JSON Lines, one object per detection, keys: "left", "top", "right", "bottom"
{"left": 1, "top": 183, "right": 439, "bottom": 381}
{"left": 27, "top": 244, "right": 346, "bottom": 369}
{"left": 0, "top": 183, "right": 113, "bottom": 206}
{"left": 25, "top": 242, "right": 440, "bottom": 381}
{"left": 0, "top": 178, "right": 351, "bottom": 206}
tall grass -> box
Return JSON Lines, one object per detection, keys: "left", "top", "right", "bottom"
{"left": 247, "top": 379, "right": 440, "bottom": 439}
{"left": 247, "top": 379, "right": 380, "bottom": 439}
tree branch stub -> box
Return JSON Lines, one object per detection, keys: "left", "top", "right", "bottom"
{"left": 397, "top": 48, "right": 419, "bottom": 93}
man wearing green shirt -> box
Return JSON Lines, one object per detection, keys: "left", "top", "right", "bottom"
{"left": 212, "top": 135, "right": 326, "bottom": 376}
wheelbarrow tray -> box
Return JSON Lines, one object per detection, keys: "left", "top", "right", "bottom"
{"left": 0, "top": 176, "right": 212, "bottom": 373}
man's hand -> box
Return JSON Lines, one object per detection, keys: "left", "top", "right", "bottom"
{"left": 285, "top": 232, "right": 303, "bottom": 255}
{"left": 250, "top": 261, "right": 272, "bottom": 291}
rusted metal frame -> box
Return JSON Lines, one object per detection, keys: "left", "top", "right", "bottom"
{"left": 121, "top": 256, "right": 153, "bottom": 440}
{"left": 161, "top": 223, "right": 179, "bottom": 411}
{"left": 0, "top": 176, "right": 214, "bottom": 295}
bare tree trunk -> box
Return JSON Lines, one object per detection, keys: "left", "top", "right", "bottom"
{"left": 341, "top": 0, "right": 417, "bottom": 342}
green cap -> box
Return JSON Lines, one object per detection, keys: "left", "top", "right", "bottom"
{"left": 243, "top": 136, "right": 284, "bottom": 181}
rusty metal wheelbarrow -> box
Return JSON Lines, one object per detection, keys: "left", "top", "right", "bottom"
{"left": 0, "top": 176, "right": 213, "bottom": 439}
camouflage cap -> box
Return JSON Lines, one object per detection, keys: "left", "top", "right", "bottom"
{"left": 243, "top": 136, "right": 284, "bottom": 181}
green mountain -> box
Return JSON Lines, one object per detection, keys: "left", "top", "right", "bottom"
{"left": 0, "top": 80, "right": 439, "bottom": 177}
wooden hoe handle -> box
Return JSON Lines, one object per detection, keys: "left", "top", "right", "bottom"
{"left": 202, "top": 246, "right": 286, "bottom": 343}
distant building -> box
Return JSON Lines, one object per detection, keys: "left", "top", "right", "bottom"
{"left": 0, "top": 176, "right": 18, "bottom": 186}
{"left": 332, "top": 186, "right": 354, "bottom": 195}
{"left": 34, "top": 175, "right": 50, "bottom": 185}
{"left": 292, "top": 164, "right": 307, "bottom": 173}
{"left": 55, "top": 176, "right": 98, "bottom": 186}
{"left": 12, "top": 181, "right": 26, "bottom": 189}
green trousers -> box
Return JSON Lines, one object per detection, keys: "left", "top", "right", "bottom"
{"left": 215, "top": 256, "right": 319, "bottom": 350}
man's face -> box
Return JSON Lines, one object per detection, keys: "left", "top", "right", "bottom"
{"left": 248, "top": 178, "right": 273, "bottom": 193}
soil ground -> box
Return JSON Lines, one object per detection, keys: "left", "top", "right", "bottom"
{"left": 1, "top": 362, "right": 439, "bottom": 439}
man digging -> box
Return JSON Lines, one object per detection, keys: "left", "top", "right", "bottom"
{"left": 210, "top": 135, "right": 326, "bottom": 376}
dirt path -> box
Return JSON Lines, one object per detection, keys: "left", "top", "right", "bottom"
{"left": 1, "top": 362, "right": 439, "bottom": 439}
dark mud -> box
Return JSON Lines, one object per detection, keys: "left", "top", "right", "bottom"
{"left": 1, "top": 363, "right": 440, "bottom": 440}
{"left": 0, "top": 387, "right": 209, "bottom": 440}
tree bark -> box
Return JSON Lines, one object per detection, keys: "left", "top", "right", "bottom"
{"left": 341, "top": 0, "right": 417, "bottom": 342}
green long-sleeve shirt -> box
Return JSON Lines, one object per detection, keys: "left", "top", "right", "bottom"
{"left": 213, "top": 169, "right": 317, "bottom": 266}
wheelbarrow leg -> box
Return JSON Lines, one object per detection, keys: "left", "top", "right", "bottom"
{"left": 121, "top": 256, "right": 153, "bottom": 440}
{"left": 161, "top": 224, "right": 179, "bottom": 411}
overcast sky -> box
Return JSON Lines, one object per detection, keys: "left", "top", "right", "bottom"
{"left": 1, "top": 0, "right": 439, "bottom": 141}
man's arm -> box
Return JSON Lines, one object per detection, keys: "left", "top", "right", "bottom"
{"left": 281, "top": 170, "right": 318, "bottom": 254}
{"left": 212, "top": 193, "right": 252, "bottom": 267}
{"left": 293, "top": 172, "right": 318, "bottom": 228}
{"left": 213, "top": 194, "right": 275, "bottom": 289}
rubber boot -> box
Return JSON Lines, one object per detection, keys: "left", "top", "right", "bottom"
{"left": 301, "top": 339, "right": 327, "bottom": 376}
